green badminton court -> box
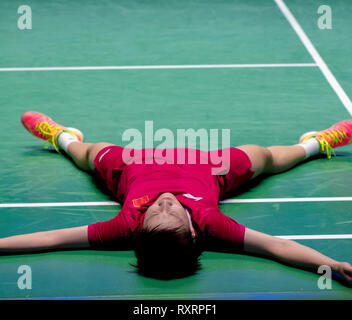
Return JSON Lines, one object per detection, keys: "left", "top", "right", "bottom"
{"left": 0, "top": 0, "right": 352, "bottom": 299}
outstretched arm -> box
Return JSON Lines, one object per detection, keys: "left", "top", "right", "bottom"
{"left": 0, "top": 226, "right": 90, "bottom": 254}
{"left": 244, "top": 228, "right": 352, "bottom": 286}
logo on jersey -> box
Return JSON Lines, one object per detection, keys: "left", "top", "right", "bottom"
{"left": 132, "top": 195, "right": 150, "bottom": 207}
{"left": 183, "top": 193, "right": 203, "bottom": 201}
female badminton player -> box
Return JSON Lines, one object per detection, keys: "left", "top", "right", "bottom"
{"left": 1, "top": 111, "right": 351, "bottom": 284}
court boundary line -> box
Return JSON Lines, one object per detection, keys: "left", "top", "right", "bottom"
{"left": 1, "top": 196, "right": 352, "bottom": 208}
{"left": 274, "top": 0, "right": 352, "bottom": 116}
{"left": 0, "top": 63, "right": 317, "bottom": 72}
{"left": 1, "top": 198, "right": 352, "bottom": 240}
{"left": 276, "top": 234, "right": 352, "bottom": 240}
{"left": 2, "top": 290, "right": 345, "bottom": 300}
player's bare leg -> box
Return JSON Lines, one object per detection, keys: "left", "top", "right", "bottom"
{"left": 238, "top": 119, "right": 352, "bottom": 179}
{"left": 237, "top": 144, "right": 307, "bottom": 179}
{"left": 66, "top": 142, "right": 114, "bottom": 171}
{"left": 21, "top": 111, "right": 115, "bottom": 172}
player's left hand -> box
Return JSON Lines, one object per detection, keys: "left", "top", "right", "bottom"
{"left": 335, "top": 262, "right": 352, "bottom": 286}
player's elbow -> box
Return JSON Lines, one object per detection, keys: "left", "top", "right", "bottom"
{"left": 268, "top": 237, "right": 296, "bottom": 257}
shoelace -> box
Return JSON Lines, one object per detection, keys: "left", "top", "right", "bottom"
{"left": 316, "top": 129, "right": 346, "bottom": 159}
{"left": 35, "top": 121, "right": 62, "bottom": 153}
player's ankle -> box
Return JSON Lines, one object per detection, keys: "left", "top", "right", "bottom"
{"left": 297, "top": 138, "right": 321, "bottom": 159}
{"left": 57, "top": 131, "right": 80, "bottom": 153}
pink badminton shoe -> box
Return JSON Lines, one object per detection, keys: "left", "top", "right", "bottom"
{"left": 21, "top": 111, "right": 83, "bottom": 152}
{"left": 299, "top": 120, "right": 352, "bottom": 159}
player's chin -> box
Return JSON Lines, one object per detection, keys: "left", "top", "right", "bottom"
{"left": 158, "top": 192, "right": 177, "bottom": 200}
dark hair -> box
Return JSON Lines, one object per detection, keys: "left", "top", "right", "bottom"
{"left": 133, "top": 225, "right": 202, "bottom": 280}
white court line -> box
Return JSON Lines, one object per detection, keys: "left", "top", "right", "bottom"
{"left": 0, "top": 201, "right": 118, "bottom": 208}
{"left": 274, "top": 0, "right": 352, "bottom": 116}
{"left": 220, "top": 197, "right": 352, "bottom": 204}
{"left": 0, "top": 63, "right": 317, "bottom": 72}
{"left": 277, "top": 234, "right": 352, "bottom": 240}
{"left": 1, "top": 198, "right": 351, "bottom": 240}
{"left": 1, "top": 197, "right": 352, "bottom": 208}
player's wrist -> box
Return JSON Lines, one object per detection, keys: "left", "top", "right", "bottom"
{"left": 331, "top": 261, "right": 342, "bottom": 273}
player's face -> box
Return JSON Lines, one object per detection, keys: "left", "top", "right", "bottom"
{"left": 143, "top": 192, "right": 195, "bottom": 236}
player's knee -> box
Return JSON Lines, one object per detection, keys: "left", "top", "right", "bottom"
{"left": 238, "top": 144, "right": 272, "bottom": 177}
{"left": 262, "top": 147, "right": 274, "bottom": 173}
{"left": 251, "top": 145, "right": 273, "bottom": 174}
{"left": 87, "top": 143, "right": 114, "bottom": 167}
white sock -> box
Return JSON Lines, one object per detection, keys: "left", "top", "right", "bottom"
{"left": 297, "top": 138, "right": 321, "bottom": 159}
{"left": 57, "top": 131, "right": 79, "bottom": 153}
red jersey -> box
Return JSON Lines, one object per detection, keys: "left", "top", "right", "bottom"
{"left": 88, "top": 146, "right": 253, "bottom": 252}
